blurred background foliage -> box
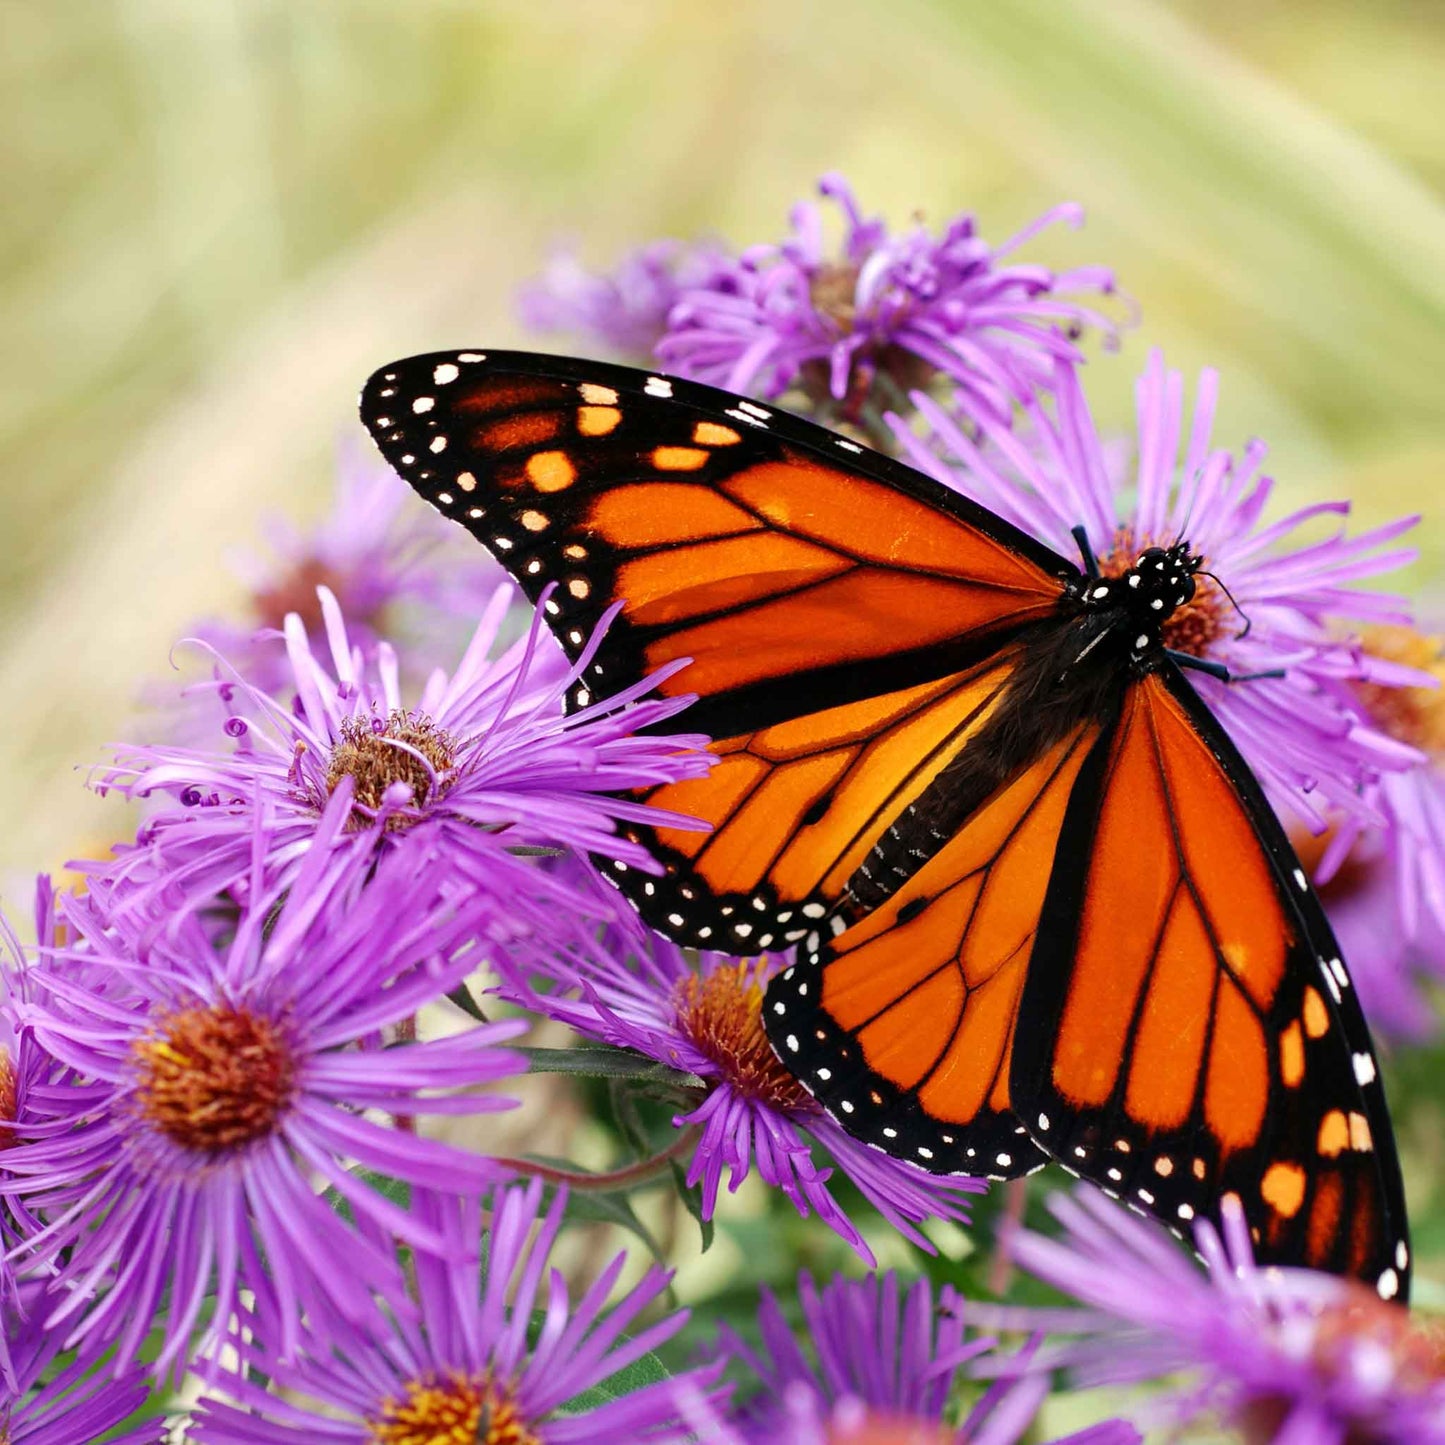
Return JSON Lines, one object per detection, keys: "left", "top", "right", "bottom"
{"left": 3, "top": 0, "right": 1444, "bottom": 879}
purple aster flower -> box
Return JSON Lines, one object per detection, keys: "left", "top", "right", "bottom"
{"left": 1008, "top": 1187, "right": 1444, "bottom": 1444}
{"left": 499, "top": 937, "right": 983, "bottom": 1263}
{"left": 1295, "top": 624, "right": 1445, "bottom": 1037}
{"left": 706, "top": 1270, "right": 1141, "bottom": 1445}
{"left": 656, "top": 173, "right": 1128, "bottom": 430}
{"left": 1, "top": 1276, "right": 163, "bottom": 1443}
{"left": 519, "top": 236, "right": 735, "bottom": 361}
{"left": 169, "top": 444, "right": 504, "bottom": 716}
{"left": 892, "top": 350, "right": 1421, "bottom": 827}
{"left": 99, "top": 585, "right": 711, "bottom": 939}
{"left": 189, "top": 1178, "right": 719, "bottom": 1443}
{"left": 0, "top": 795, "right": 528, "bottom": 1377}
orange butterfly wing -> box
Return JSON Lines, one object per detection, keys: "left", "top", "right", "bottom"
{"left": 360, "top": 351, "right": 1072, "bottom": 946}
{"left": 1015, "top": 669, "right": 1410, "bottom": 1296}
{"left": 765, "top": 719, "right": 1102, "bottom": 1178}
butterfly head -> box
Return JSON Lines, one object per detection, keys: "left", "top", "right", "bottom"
{"left": 1075, "top": 541, "right": 1204, "bottom": 654}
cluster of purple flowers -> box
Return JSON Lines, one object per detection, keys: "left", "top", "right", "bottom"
{"left": 0, "top": 172, "right": 1439, "bottom": 1438}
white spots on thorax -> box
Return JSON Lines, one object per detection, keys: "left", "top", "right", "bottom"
{"left": 644, "top": 376, "right": 673, "bottom": 398}
{"left": 1090, "top": 586, "right": 1110, "bottom": 601}
{"left": 1127, "top": 574, "right": 1141, "bottom": 588}
{"left": 412, "top": 396, "right": 435, "bottom": 414}
{"left": 433, "top": 362, "right": 460, "bottom": 385}
{"left": 1353, "top": 1052, "right": 1377, "bottom": 1086}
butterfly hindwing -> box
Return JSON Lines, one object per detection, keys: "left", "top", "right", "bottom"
{"left": 361, "top": 350, "right": 1073, "bottom": 946}
{"left": 1013, "top": 667, "right": 1410, "bottom": 1298}
{"left": 764, "top": 719, "right": 1106, "bottom": 1180}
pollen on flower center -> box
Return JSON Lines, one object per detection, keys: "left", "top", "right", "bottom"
{"left": 132, "top": 1004, "right": 295, "bottom": 1152}
{"left": 809, "top": 260, "right": 861, "bottom": 332}
{"left": 825, "top": 1417, "right": 955, "bottom": 1445}
{"left": 368, "top": 1372, "right": 538, "bottom": 1445}
{"left": 1100, "top": 531, "right": 1226, "bottom": 657}
{"left": 326, "top": 709, "right": 458, "bottom": 823}
{"left": 675, "top": 961, "right": 813, "bottom": 1110}
{"left": 1353, "top": 625, "right": 1445, "bottom": 755}
{"left": 0, "top": 1045, "right": 16, "bottom": 1147}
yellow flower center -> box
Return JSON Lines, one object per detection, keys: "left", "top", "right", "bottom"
{"left": 326, "top": 709, "right": 458, "bottom": 824}
{"left": 0, "top": 1046, "right": 16, "bottom": 1148}
{"left": 1353, "top": 625, "right": 1445, "bottom": 756}
{"left": 132, "top": 1004, "right": 295, "bottom": 1152}
{"left": 368, "top": 1374, "right": 538, "bottom": 1445}
{"left": 675, "top": 960, "right": 813, "bottom": 1110}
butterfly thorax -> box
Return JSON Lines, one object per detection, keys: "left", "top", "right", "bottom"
{"left": 848, "top": 544, "right": 1202, "bottom": 913}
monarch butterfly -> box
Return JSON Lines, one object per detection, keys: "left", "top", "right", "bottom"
{"left": 359, "top": 348, "right": 1409, "bottom": 1301}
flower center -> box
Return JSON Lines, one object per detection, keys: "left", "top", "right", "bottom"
{"left": 1239, "top": 1287, "right": 1444, "bottom": 1445}
{"left": 0, "top": 1046, "right": 16, "bottom": 1148}
{"left": 810, "top": 260, "right": 861, "bottom": 332}
{"left": 326, "top": 709, "right": 458, "bottom": 824}
{"left": 1099, "top": 530, "right": 1225, "bottom": 657}
{"left": 827, "top": 1419, "right": 954, "bottom": 1445}
{"left": 132, "top": 1004, "right": 295, "bottom": 1152}
{"left": 675, "top": 961, "right": 813, "bottom": 1110}
{"left": 1353, "top": 625, "right": 1445, "bottom": 756}
{"left": 252, "top": 556, "right": 349, "bottom": 633}
{"left": 368, "top": 1373, "right": 538, "bottom": 1445}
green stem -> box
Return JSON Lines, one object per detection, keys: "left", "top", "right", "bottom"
{"left": 519, "top": 1046, "right": 704, "bottom": 1088}
{"left": 496, "top": 1125, "right": 703, "bottom": 1193}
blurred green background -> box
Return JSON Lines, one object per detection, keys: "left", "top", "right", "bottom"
{"left": 3, "top": 0, "right": 1443, "bottom": 880}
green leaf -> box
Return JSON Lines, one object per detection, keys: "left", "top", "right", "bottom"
{"left": 558, "top": 1345, "right": 672, "bottom": 1414}
{"left": 669, "top": 1158, "right": 714, "bottom": 1253}
{"left": 520, "top": 1045, "right": 702, "bottom": 1086}
{"left": 445, "top": 980, "right": 490, "bottom": 1022}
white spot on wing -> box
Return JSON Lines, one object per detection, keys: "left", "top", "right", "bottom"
{"left": 412, "top": 397, "right": 435, "bottom": 414}
{"left": 433, "top": 362, "right": 460, "bottom": 384}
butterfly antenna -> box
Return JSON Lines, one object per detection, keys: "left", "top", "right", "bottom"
{"left": 1199, "top": 568, "right": 1252, "bottom": 640}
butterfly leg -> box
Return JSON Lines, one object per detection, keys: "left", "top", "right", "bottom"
{"left": 1166, "top": 650, "right": 1286, "bottom": 684}
{"left": 1071, "top": 524, "right": 1100, "bottom": 580}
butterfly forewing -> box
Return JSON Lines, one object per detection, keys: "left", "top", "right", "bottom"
{"left": 361, "top": 350, "right": 1071, "bottom": 947}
